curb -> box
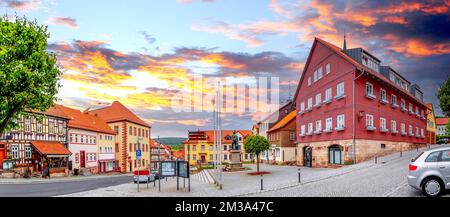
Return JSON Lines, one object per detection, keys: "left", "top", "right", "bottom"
{"left": 0, "top": 174, "right": 132, "bottom": 184}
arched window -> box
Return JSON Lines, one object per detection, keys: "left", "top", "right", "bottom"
{"left": 329, "top": 144, "right": 343, "bottom": 165}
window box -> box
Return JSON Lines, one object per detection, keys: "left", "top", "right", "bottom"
{"left": 306, "top": 132, "right": 312, "bottom": 136}
{"left": 409, "top": 132, "right": 414, "bottom": 137}
{"left": 334, "top": 94, "right": 345, "bottom": 100}
{"left": 380, "top": 99, "right": 389, "bottom": 104}
{"left": 314, "top": 130, "right": 322, "bottom": 135}
{"left": 366, "top": 126, "right": 376, "bottom": 131}
{"left": 299, "top": 133, "right": 305, "bottom": 137}
{"left": 335, "top": 127, "right": 345, "bottom": 131}
{"left": 401, "top": 107, "right": 407, "bottom": 112}
{"left": 314, "top": 102, "right": 321, "bottom": 108}
{"left": 391, "top": 130, "right": 398, "bottom": 134}
{"left": 323, "top": 98, "right": 332, "bottom": 104}
{"left": 306, "top": 107, "right": 312, "bottom": 112}
{"left": 401, "top": 131, "right": 407, "bottom": 136}
{"left": 380, "top": 128, "right": 389, "bottom": 133}
{"left": 323, "top": 128, "right": 332, "bottom": 133}
{"left": 409, "top": 110, "right": 414, "bottom": 115}
{"left": 298, "top": 110, "right": 304, "bottom": 115}
{"left": 365, "top": 94, "right": 376, "bottom": 100}
{"left": 391, "top": 104, "right": 399, "bottom": 109}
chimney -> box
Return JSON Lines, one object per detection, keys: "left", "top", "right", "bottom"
{"left": 343, "top": 32, "right": 347, "bottom": 50}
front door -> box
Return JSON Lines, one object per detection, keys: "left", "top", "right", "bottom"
{"left": 303, "top": 146, "right": 312, "bottom": 167}
{"left": 200, "top": 155, "right": 206, "bottom": 163}
{"left": 80, "top": 151, "right": 86, "bottom": 168}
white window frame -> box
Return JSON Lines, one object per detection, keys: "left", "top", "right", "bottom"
{"left": 380, "top": 117, "right": 387, "bottom": 131}
{"left": 380, "top": 89, "right": 387, "bottom": 103}
{"left": 300, "top": 102, "right": 305, "bottom": 113}
{"left": 365, "top": 82, "right": 375, "bottom": 99}
{"left": 326, "top": 63, "right": 330, "bottom": 74}
{"left": 317, "top": 67, "right": 323, "bottom": 80}
{"left": 308, "top": 77, "right": 311, "bottom": 86}
{"left": 336, "top": 82, "right": 345, "bottom": 99}
{"left": 307, "top": 98, "right": 313, "bottom": 110}
{"left": 325, "top": 117, "right": 332, "bottom": 132}
{"left": 336, "top": 114, "right": 345, "bottom": 130}
{"left": 313, "top": 70, "right": 318, "bottom": 82}
{"left": 391, "top": 120, "right": 397, "bottom": 133}
{"left": 315, "top": 93, "right": 322, "bottom": 107}
{"left": 325, "top": 88, "right": 332, "bottom": 103}
{"left": 366, "top": 114, "right": 374, "bottom": 129}
{"left": 300, "top": 125, "right": 306, "bottom": 136}
{"left": 307, "top": 123, "right": 313, "bottom": 135}
{"left": 315, "top": 120, "right": 322, "bottom": 133}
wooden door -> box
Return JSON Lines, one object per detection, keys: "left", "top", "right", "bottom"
{"left": 80, "top": 151, "right": 86, "bottom": 168}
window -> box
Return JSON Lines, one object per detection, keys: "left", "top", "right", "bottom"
{"left": 421, "top": 128, "right": 424, "bottom": 137}
{"left": 25, "top": 146, "right": 32, "bottom": 158}
{"left": 223, "top": 155, "right": 227, "bottom": 160}
{"left": 224, "top": 145, "right": 227, "bottom": 150}
{"left": 11, "top": 145, "right": 19, "bottom": 159}
{"left": 129, "top": 143, "right": 132, "bottom": 152}
{"left": 209, "top": 145, "right": 213, "bottom": 151}
{"left": 300, "top": 125, "right": 305, "bottom": 135}
{"left": 300, "top": 102, "right": 305, "bottom": 113}
{"left": 380, "top": 89, "right": 387, "bottom": 103}
{"left": 129, "top": 126, "right": 132, "bottom": 135}
{"left": 441, "top": 151, "right": 450, "bottom": 162}
{"left": 134, "top": 127, "right": 137, "bottom": 136}
{"left": 381, "top": 144, "right": 386, "bottom": 149}
{"left": 326, "top": 63, "right": 330, "bottom": 74}
{"left": 201, "top": 145, "right": 205, "bottom": 151}
{"left": 415, "top": 106, "right": 419, "bottom": 116}
{"left": 317, "top": 67, "right": 323, "bottom": 80}
{"left": 193, "top": 154, "right": 197, "bottom": 160}
{"left": 380, "top": 118, "right": 387, "bottom": 131}
{"left": 401, "top": 123, "right": 406, "bottom": 134}
{"left": 290, "top": 132, "right": 295, "bottom": 141}
{"left": 315, "top": 93, "right": 322, "bottom": 106}
{"left": 365, "top": 82, "right": 375, "bottom": 98}
{"left": 24, "top": 119, "right": 31, "bottom": 132}
{"left": 325, "top": 88, "right": 332, "bottom": 103}
{"left": 409, "top": 103, "right": 413, "bottom": 114}
{"left": 37, "top": 121, "right": 43, "bottom": 133}
{"left": 308, "top": 77, "right": 311, "bottom": 86}
{"left": 401, "top": 99, "right": 406, "bottom": 110}
{"left": 336, "top": 82, "right": 344, "bottom": 98}
{"left": 307, "top": 123, "right": 313, "bottom": 134}
{"left": 336, "top": 114, "right": 345, "bottom": 129}
{"left": 313, "top": 70, "right": 318, "bottom": 82}
{"left": 192, "top": 145, "right": 196, "bottom": 151}
{"left": 138, "top": 128, "right": 141, "bottom": 137}
{"left": 391, "top": 120, "right": 397, "bottom": 132}
{"left": 425, "top": 151, "right": 441, "bottom": 162}
{"left": 366, "top": 114, "right": 374, "bottom": 129}
{"left": 307, "top": 98, "right": 313, "bottom": 109}
{"left": 325, "top": 117, "right": 332, "bottom": 131}
{"left": 114, "top": 126, "right": 119, "bottom": 134}
{"left": 409, "top": 125, "right": 413, "bottom": 135}
{"left": 315, "top": 120, "right": 322, "bottom": 133}
{"left": 209, "top": 155, "right": 213, "bottom": 161}
{"left": 391, "top": 95, "right": 397, "bottom": 106}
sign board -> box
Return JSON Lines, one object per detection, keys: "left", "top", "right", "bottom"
{"left": 177, "top": 161, "right": 189, "bottom": 178}
{"left": 136, "top": 150, "right": 142, "bottom": 159}
{"left": 160, "top": 161, "right": 176, "bottom": 177}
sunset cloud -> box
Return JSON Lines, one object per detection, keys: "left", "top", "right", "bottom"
{"left": 2, "top": 0, "right": 42, "bottom": 12}
{"left": 48, "top": 16, "right": 79, "bottom": 29}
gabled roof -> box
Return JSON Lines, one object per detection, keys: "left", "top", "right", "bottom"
{"left": 267, "top": 110, "right": 296, "bottom": 133}
{"left": 436, "top": 117, "right": 449, "bottom": 125}
{"left": 293, "top": 37, "right": 426, "bottom": 108}
{"left": 29, "top": 104, "right": 70, "bottom": 120}
{"left": 426, "top": 103, "right": 434, "bottom": 115}
{"left": 87, "top": 101, "right": 150, "bottom": 127}
{"left": 31, "top": 141, "right": 71, "bottom": 156}
{"left": 58, "top": 104, "right": 115, "bottom": 135}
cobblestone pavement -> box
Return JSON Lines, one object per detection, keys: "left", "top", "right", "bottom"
{"left": 61, "top": 145, "right": 450, "bottom": 197}
{"left": 0, "top": 173, "right": 130, "bottom": 184}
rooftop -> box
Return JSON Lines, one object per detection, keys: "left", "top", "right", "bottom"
{"left": 86, "top": 101, "right": 150, "bottom": 127}
{"left": 57, "top": 104, "right": 116, "bottom": 135}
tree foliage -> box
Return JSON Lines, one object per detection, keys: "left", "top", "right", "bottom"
{"left": 0, "top": 15, "right": 62, "bottom": 133}
{"left": 437, "top": 76, "right": 450, "bottom": 117}
{"left": 244, "top": 135, "right": 269, "bottom": 172}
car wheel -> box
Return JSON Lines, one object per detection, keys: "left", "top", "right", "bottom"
{"left": 422, "top": 178, "right": 443, "bottom": 197}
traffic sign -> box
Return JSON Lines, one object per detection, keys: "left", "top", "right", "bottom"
{"left": 136, "top": 149, "right": 142, "bottom": 159}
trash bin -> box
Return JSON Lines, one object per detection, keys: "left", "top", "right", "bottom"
{"left": 74, "top": 169, "right": 79, "bottom": 176}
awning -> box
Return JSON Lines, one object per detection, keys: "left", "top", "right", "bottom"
{"left": 31, "top": 141, "right": 71, "bottom": 157}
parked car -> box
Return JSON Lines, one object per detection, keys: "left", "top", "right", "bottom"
{"left": 407, "top": 147, "right": 450, "bottom": 197}
{"left": 437, "top": 138, "right": 449, "bottom": 144}
{"left": 133, "top": 170, "right": 155, "bottom": 183}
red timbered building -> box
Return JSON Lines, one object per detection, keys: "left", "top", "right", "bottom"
{"left": 0, "top": 105, "right": 71, "bottom": 176}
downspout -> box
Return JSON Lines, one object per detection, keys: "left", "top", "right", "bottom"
{"left": 353, "top": 67, "right": 364, "bottom": 164}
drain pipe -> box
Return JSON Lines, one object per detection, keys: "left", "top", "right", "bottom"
{"left": 353, "top": 68, "right": 365, "bottom": 164}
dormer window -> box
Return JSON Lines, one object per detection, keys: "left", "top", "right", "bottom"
{"left": 225, "top": 135, "right": 231, "bottom": 140}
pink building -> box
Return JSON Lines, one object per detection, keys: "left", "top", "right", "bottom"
{"left": 294, "top": 37, "right": 427, "bottom": 168}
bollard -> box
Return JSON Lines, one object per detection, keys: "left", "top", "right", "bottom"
{"left": 428, "top": 145, "right": 430, "bottom": 149}
{"left": 260, "top": 174, "right": 264, "bottom": 190}
{"left": 375, "top": 156, "right": 378, "bottom": 164}
{"left": 400, "top": 151, "right": 403, "bottom": 158}
{"left": 298, "top": 168, "right": 301, "bottom": 183}
{"left": 416, "top": 146, "right": 419, "bottom": 152}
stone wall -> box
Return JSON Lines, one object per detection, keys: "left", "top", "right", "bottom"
{"left": 297, "top": 139, "right": 426, "bottom": 168}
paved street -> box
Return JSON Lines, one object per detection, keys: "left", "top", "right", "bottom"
{"left": 60, "top": 145, "right": 450, "bottom": 197}
{"left": 0, "top": 175, "right": 132, "bottom": 197}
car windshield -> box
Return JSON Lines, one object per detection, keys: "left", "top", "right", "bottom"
{"left": 411, "top": 152, "right": 424, "bottom": 162}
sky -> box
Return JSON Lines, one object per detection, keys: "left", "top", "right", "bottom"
{"left": 1, "top": 0, "right": 449, "bottom": 137}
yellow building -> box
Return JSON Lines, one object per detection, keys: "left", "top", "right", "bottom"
{"left": 426, "top": 103, "right": 437, "bottom": 144}
{"left": 87, "top": 101, "right": 151, "bottom": 173}
{"left": 183, "top": 130, "right": 253, "bottom": 166}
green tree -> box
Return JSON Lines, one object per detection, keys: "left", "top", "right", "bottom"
{"left": 437, "top": 76, "right": 450, "bottom": 117}
{"left": 244, "top": 135, "right": 269, "bottom": 172}
{"left": 0, "top": 15, "right": 62, "bottom": 133}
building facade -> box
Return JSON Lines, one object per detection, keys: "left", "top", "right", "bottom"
{"left": 266, "top": 110, "right": 297, "bottom": 163}
{"left": 87, "top": 101, "right": 151, "bottom": 173}
{"left": 436, "top": 117, "right": 449, "bottom": 136}
{"left": 0, "top": 105, "right": 71, "bottom": 176}
{"left": 294, "top": 37, "right": 427, "bottom": 168}
{"left": 183, "top": 130, "right": 253, "bottom": 166}
{"left": 426, "top": 103, "right": 437, "bottom": 144}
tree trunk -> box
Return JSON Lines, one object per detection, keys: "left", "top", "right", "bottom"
{"left": 256, "top": 154, "right": 260, "bottom": 172}
{"left": 0, "top": 105, "right": 20, "bottom": 133}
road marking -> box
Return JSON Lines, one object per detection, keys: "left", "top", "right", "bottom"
{"left": 383, "top": 182, "right": 408, "bottom": 197}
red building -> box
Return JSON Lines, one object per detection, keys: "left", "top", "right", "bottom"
{"left": 294, "top": 37, "right": 427, "bottom": 168}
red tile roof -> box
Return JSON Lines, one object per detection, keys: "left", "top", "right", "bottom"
{"left": 294, "top": 37, "right": 426, "bottom": 108}
{"left": 173, "top": 150, "right": 184, "bottom": 159}
{"left": 87, "top": 101, "right": 150, "bottom": 127}
{"left": 31, "top": 141, "right": 71, "bottom": 156}
{"left": 57, "top": 104, "right": 115, "bottom": 135}
{"left": 267, "top": 110, "right": 296, "bottom": 133}
{"left": 436, "top": 117, "right": 449, "bottom": 125}
{"left": 29, "top": 104, "right": 70, "bottom": 119}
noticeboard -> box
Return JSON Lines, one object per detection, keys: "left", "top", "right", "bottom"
{"left": 160, "top": 161, "right": 176, "bottom": 177}
{"left": 177, "top": 161, "right": 189, "bottom": 178}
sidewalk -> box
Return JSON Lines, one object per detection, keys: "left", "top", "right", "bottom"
{"left": 0, "top": 173, "right": 132, "bottom": 184}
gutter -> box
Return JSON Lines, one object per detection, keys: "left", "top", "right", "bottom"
{"left": 353, "top": 67, "right": 365, "bottom": 164}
